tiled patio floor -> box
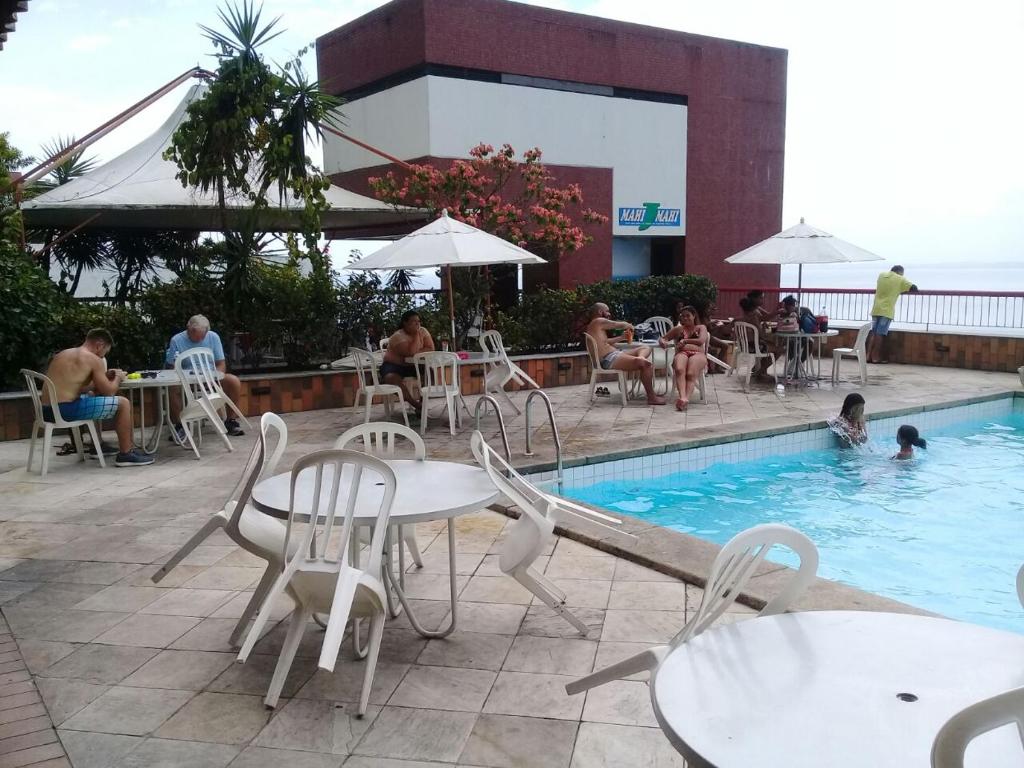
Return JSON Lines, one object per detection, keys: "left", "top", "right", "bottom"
{"left": 0, "top": 364, "right": 1018, "bottom": 767}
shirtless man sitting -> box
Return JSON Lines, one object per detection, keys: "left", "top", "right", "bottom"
{"left": 42, "top": 328, "right": 153, "bottom": 467}
{"left": 380, "top": 310, "right": 435, "bottom": 413}
{"left": 585, "top": 303, "right": 666, "bottom": 405}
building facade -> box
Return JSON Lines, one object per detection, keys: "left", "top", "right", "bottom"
{"left": 317, "top": 0, "right": 786, "bottom": 290}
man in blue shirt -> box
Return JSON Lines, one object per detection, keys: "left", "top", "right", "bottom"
{"left": 166, "top": 314, "right": 245, "bottom": 439}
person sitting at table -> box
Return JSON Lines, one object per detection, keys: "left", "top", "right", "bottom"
{"left": 660, "top": 305, "right": 708, "bottom": 411}
{"left": 380, "top": 310, "right": 435, "bottom": 414}
{"left": 43, "top": 328, "right": 154, "bottom": 467}
{"left": 585, "top": 303, "right": 665, "bottom": 406}
{"left": 166, "top": 315, "right": 245, "bottom": 441}
{"left": 745, "top": 290, "right": 772, "bottom": 322}
{"left": 738, "top": 297, "right": 776, "bottom": 378}
{"left": 828, "top": 393, "right": 868, "bottom": 446}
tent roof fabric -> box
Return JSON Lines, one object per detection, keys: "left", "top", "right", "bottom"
{"left": 21, "top": 83, "right": 423, "bottom": 233}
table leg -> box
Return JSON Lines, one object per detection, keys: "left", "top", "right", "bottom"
{"left": 383, "top": 521, "right": 457, "bottom": 639}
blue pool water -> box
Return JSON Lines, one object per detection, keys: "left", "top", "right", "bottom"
{"left": 564, "top": 412, "right": 1024, "bottom": 633}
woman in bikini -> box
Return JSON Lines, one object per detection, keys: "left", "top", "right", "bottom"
{"left": 659, "top": 305, "right": 708, "bottom": 411}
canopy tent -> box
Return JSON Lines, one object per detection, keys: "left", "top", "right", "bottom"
{"left": 725, "top": 218, "right": 884, "bottom": 300}
{"left": 347, "top": 210, "right": 546, "bottom": 342}
{"left": 21, "top": 84, "right": 421, "bottom": 233}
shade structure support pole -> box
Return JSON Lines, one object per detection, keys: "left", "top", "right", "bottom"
{"left": 14, "top": 66, "right": 213, "bottom": 189}
{"left": 322, "top": 125, "right": 413, "bottom": 171}
{"left": 446, "top": 267, "right": 457, "bottom": 345}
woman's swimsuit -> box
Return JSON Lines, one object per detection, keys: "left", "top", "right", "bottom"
{"left": 678, "top": 327, "right": 704, "bottom": 357}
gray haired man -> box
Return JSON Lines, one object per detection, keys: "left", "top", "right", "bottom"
{"left": 166, "top": 315, "right": 245, "bottom": 438}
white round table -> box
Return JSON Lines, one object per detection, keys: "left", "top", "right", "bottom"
{"left": 651, "top": 610, "right": 1024, "bottom": 767}
{"left": 252, "top": 459, "right": 500, "bottom": 638}
{"left": 120, "top": 370, "right": 224, "bottom": 454}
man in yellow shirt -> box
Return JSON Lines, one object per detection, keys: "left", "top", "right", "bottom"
{"left": 868, "top": 266, "right": 917, "bottom": 363}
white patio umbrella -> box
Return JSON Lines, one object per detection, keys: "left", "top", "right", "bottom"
{"left": 347, "top": 210, "right": 546, "bottom": 342}
{"left": 725, "top": 218, "right": 884, "bottom": 301}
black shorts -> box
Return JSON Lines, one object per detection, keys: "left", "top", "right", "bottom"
{"left": 379, "top": 361, "right": 417, "bottom": 379}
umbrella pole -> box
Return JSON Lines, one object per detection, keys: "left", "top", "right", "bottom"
{"left": 797, "top": 264, "right": 803, "bottom": 307}
{"left": 446, "top": 267, "right": 457, "bottom": 347}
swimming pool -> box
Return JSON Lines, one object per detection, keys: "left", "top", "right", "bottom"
{"left": 559, "top": 397, "right": 1024, "bottom": 633}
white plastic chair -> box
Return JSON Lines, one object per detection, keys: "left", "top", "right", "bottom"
{"left": 173, "top": 347, "right": 250, "bottom": 459}
{"left": 831, "top": 322, "right": 871, "bottom": 385}
{"left": 931, "top": 686, "right": 1024, "bottom": 767}
{"left": 335, "top": 422, "right": 425, "bottom": 570}
{"left": 479, "top": 329, "right": 539, "bottom": 415}
{"left": 151, "top": 412, "right": 295, "bottom": 646}
{"left": 731, "top": 321, "right": 777, "bottom": 392}
{"left": 644, "top": 316, "right": 673, "bottom": 337}
{"left": 566, "top": 523, "right": 818, "bottom": 694}
{"left": 414, "top": 351, "right": 468, "bottom": 435}
{"left": 472, "top": 431, "right": 634, "bottom": 636}
{"left": 351, "top": 347, "right": 409, "bottom": 428}
{"left": 21, "top": 369, "right": 107, "bottom": 476}
{"left": 584, "top": 332, "right": 629, "bottom": 406}
{"left": 237, "top": 449, "right": 396, "bottom": 713}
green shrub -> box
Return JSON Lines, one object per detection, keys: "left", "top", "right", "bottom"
{"left": 577, "top": 275, "right": 718, "bottom": 323}
{"left": 0, "top": 244, "right": 65, "bottom": 387}
{"left": 53, "top": 302, "right": 167, "bottom": 372}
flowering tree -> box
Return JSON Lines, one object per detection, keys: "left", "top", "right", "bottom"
{"left": 369, "top": 143, "right": 606, "bottom": 259}
{"left": 369, "top": 144, "right": 607, "bottom": 338}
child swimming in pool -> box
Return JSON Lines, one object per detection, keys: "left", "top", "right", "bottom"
{"left": 829, "top": 393, "right": 868, "bottom": 446}
{"left": 893, "top": 424, "right": 927, "bottom": 460}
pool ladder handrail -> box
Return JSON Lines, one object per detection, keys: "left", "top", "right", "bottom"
{"left": 473, "top": 389, "right": 563, "bottom": 491}
{"left": 524, "top": 389, "right": 563, "bottom": 492}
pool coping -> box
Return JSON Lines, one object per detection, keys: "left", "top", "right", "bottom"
{"left": 504, "top": 388, "right": 1023, "bottom": 617}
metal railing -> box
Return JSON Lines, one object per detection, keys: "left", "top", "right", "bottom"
{"left": 717, "top": 287, "right": 1024, "bottom": 334}
{"left": 524, "top": 389, "right": 563, "bottom": 492}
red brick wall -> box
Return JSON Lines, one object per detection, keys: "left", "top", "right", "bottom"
{"left": 316, "top": 0, "right": 784, "bottom": 291}
{"left": 825, "top": 329, "right": 1024, "bottom": 374}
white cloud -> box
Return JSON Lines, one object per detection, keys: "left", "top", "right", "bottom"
{"left": 69, "top": 34, "right": 112, "bottom": 52}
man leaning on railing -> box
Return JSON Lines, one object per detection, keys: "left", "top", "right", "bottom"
{"left": 867, "top": 266, "right": 918, "bottom": 364}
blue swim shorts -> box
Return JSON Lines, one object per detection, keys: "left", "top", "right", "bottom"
{"left": 42, "top": 395, "right": 121, "bottom": 423}
{"left": 871, "top": 316, "right": 893, "bottom": 336}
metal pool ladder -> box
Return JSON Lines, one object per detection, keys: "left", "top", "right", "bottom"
{"left": 473, "top": 389, "right": 564, "bottom": 491}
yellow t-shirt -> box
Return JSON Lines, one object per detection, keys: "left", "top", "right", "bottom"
{"left": 870, "top": 271, "right": 914, "bottom": 318}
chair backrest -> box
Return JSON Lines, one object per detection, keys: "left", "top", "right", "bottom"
{"left": 282, "top": 449, "right": 396, "bottom": 583}
{"left": 645, "top": 316, "right": 673, "bottom": 337}
{"left": 471, "top": 431, "right": 553, "bottom": 572}
{"left": 853, "top": 322, "right": 872, "bottom": 352}
{"left": 479, "top": 329, "right": 509, "bottom": 363}
{"left": 350, "top": 348, "right": 380, "bottom": 387}
{"left": 732, "top": 321, "right": 761, "bottom": 356}
{"left": 673, "top": 523, "right": 818, "bottom": 647}
{"left": 335, "top": 422, "right": 426, "bottom": 459}
{"left": 931, "top": 686, "right": 1024, "bottom": 768}
{"left": 174, "top": 348, "right": 222, "bottom": 406}
{"left": 414, "top": 351, "right": 460, "bottom": 392}
{"left": 260, "top": 412, "right": 288, "bottom": 477}
{"left": 378, "top": 337, "right": 389, "bottom": 351}
{"left": 223, "top": 423, "right": 269, "bottom": 535}
{"left": 20, "top": 369, "right": 69, "bottom": 426}
{"left": 583, "top": 333, "right": 602, "bottom": 368}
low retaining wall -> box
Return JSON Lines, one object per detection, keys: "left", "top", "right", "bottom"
{"left": 825, "top": 327, "right": 1024, "bottom": 372}
{"left": 0, "top": 352, "right": 593, "bottom": 441}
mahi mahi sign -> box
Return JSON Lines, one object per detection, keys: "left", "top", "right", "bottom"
{"left": 617, "top": 202, "right": 682, "bottom": 232}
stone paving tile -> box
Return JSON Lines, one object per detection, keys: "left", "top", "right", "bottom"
{"left": 60, "top": 686, "right": 194, "bottom": 736}
{"left": 353, "top": 706, "right": 477, "bottom": 763}
{"left": 388, "top": 665, "right": 496, "bottom": 713}
{"left": 501, "top": 636, "right": 598, "bottom": 677}
{"left": 569, "top": 722, "right": 685, "bottom": 768}
{"left": 92, "top": 614, "right": 200, "bottom": 649}
{"left": 416, "top": 632, "right": 513, "bottom": 671}
{"left": 109, "top": 737, "right": 239, "bottom": 768}
{"left": 120, "top": 650, "right": 235, "bottom": 691}
{"left": 459, "top": 713, "right": 578, "bottom": 768}
{"left": 39, "top": 645, "right": 158, "bottom": 686}
{"left": 252, "top": 699, "right": 378, "bottom": 755}
{"left": 483, "top": 671, "right": 584, "bottom": 721}
{"left": 57, "top": 730, "right": 142, "bottom": 768}
{"left": 228, "top": 745, "right": 345, "bottom": 768}
{"left": 155, "top": 692, "right": 270, "bottom": 745}
{"left": 35, "top": 678, "right": 110, "bottom": 726}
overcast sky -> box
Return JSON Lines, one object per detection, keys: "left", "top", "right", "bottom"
{"left": 2, "top": 0, "right": 1022, "bottom": 286}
